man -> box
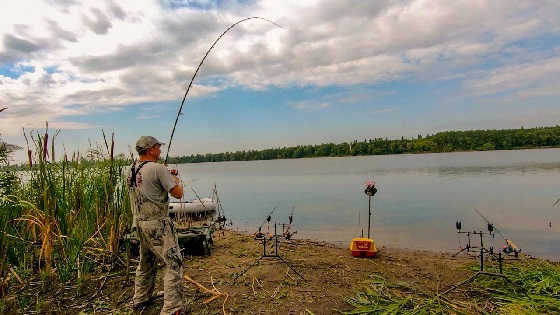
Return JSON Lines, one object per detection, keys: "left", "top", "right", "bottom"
{"left": 128, "top": 136, "right": 187, "bottom": 315}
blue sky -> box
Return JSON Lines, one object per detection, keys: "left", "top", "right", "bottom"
{"left": 1, "top": 0, "right": 560, "bottom": 162}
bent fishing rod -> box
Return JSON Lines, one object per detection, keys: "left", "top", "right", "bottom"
{"left": 164, "top": 17, "right": 282, "bottom": 165}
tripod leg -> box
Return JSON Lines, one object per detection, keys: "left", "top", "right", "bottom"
{"left": 232, "top": 256, "right": 264, "bottom": 283}
{"left": 442, "top": 272, "right": 482, "bottom": 295}
{"left": 443, "top": 272, "right": 519, "bottom": 295}
{"left": 452, "top": 247, "right": 469, "bottom": 257}
{"left": 478, "top": 272, "right": 521, "bottom": 289}
{"left": 277, "top": 255, "right": 305, "bottom": 280}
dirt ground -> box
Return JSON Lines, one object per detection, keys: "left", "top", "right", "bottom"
{"left": 3, "top": 230, "right": 478, "bottom": 314}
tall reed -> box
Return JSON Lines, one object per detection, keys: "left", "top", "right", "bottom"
{"left": 0, "top": 133, "right": 22, "bottom": 296}
{"left": 0, "top": 125, "right": 132, "bottom": 291}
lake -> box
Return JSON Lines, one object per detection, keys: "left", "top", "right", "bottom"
{"left": 174, "top": 148, "right": 560, "bottom": 260}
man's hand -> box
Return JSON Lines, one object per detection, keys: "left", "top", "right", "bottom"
{"left": 170, "top": 175, "right": 183, "bottom": 199}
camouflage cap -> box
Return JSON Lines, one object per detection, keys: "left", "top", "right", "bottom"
{"left": 135, "top": 136, "right": 165, "bottom": 153}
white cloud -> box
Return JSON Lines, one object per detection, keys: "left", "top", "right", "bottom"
{"left": 0, "top": 0, "right": 559, "bottom": 136}
{"left": 136, "top": 113, "right": 161, "bottom": 120}
{"left": 464, "top": 56, "right": 560, "bottom": 97}
{"left": 290, "top": 100, "right": 330, "bottom": 111}
{"left": 373, "top": 108, "right": 394, "bottom": 114}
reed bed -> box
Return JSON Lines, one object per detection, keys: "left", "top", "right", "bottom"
{"left": 0, "top": 126, "right": 132, "bottom": 295}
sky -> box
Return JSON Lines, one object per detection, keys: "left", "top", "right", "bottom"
{"left": 1, "top": 0, "right": 559, "bottom": 162}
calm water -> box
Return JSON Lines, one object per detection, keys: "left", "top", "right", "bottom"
{"left": 174, "top": 149, "right": 560, "bottom": 260}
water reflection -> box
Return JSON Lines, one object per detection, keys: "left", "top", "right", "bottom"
{"left": 176, "top": 148, "right": 560, "bottom": 260}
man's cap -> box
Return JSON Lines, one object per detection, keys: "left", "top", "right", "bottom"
{"left": 135, "top": 136, "right": 165, "bottom": 153}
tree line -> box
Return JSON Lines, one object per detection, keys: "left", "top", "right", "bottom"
{"left": 167, "top": 125, "right": 560, "bottom": 164}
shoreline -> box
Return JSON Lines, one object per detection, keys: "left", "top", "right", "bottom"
{"left": 3, "top": 229, "right": 555, "bottom": 314}
{"left": 170, "top": 145, "right": 560, "bottom": 165}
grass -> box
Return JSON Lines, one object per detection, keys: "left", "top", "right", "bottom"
{"left": 344, "top": 259, "right": 560, "bottom": 314}
{"left": 472, "top": 260, "right": 560, "bottom": 314}
{"left": 344, "top": 274, "right": 465, "bottom": 314}
{"left": 0, "top": 125, "right": 132, "bottom": 299}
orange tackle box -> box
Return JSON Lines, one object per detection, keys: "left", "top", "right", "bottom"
{"left": 349, "top": 237, "right": 377, "bottom": 257}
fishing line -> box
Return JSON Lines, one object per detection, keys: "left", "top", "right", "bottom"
{"left": 164, "top": 16, "right": 283, "bottom": 164}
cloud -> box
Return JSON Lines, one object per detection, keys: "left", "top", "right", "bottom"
{"left": 136, "top": 113, "right": 161, "bottom": 120}
{"left": 464, "top": 56, "right": 560, "bottom": 98}
{"left": 108, "top": 1, "right": 126, "bottom": 20}
{"left": 0, "top": 35, "right": 40, "bottom": 63}
{"left": 47, "top": 20, "right": 78, "bottom": 42}
{"left": 0, "top": 0, "right": 559, "bottom": 137}
{"left": 63, "top": 87, "right": 128, "bottom": 105}
{"left": 72, "top": 44, "right": 161, "bottom": 72}
{"left": 290, "top": 100, "right": 330, "bottom": 111}
{"left": 3, "top": 35, "right": 40, "bottom": 53}
{"left": 373, "top": 108, "right": 394, "bottom": 114}
{"left": 82, "top": 8, "right": 112, "bottom": 35}
{"left": 46, "top": 0, "right": 78, "bottom": 7}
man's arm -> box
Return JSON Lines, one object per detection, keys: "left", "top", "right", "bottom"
{"left": 169, "top": 176, "right": 183, "bottom": 199}
{"left": 156, "top": 164, "right": 183, "bottom": 199}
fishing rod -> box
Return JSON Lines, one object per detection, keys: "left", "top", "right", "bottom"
{"left": 473, "top": 207, "right": 521, "bottom": 256}
{"left": 164, "top": 17, "right": 282, "bottom": 165}
{"left": 255, "top": 206, "right": 277, "bottom": 239}
{"left": 282, "top": 206, "right": 297, "bottom": 240}
{"left": 212, "top": 183, "right": 228, "bottom": 228}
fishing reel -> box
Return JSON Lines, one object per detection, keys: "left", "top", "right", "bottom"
{"left": 282, "top": 206, "right": 298, "bottom": 240}
{"left": 213, "top": 215, "right": 229, "bottom": 230}
{"left": 215, "top": 215, "right": 227, "bottom": 224}
{"left": 502, "top": 240, "right": 521, "bottom": 257}
{"left": 282, "top": 227, "right": 297, "bottom": 240}
{"left": 364, "top": 181, "right": 377, "bottom": 196}
{"left": 254, "top": 211, "right": 273, "bottom": 240}
{"left": 282, "top": 214, "right": 297, "bottom": 240}
{"left": 255, "top": 227, "right": 265, "bottom": 240}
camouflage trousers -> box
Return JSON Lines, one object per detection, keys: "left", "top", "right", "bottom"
{"left": 133, "top": 218, "right": 185, "bottom": 315}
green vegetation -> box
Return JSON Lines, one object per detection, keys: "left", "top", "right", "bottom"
{"left": 0, "top": 127, "right": 131, "bottom": 299}
{"left": 345, "top": 260, "right": 560, "bottom": 314}
{"left": 169, "top": 125, "right": 560, "bottom": 163}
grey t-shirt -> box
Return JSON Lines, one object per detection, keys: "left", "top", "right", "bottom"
{"left": 128, "top": 162, "right": 177, "bottom": 204}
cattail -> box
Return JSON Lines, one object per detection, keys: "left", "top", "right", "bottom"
{"left": 43, "top": 133, "right": 49, "bottom": 161}
{"left": 51, "top": 136, "right": 55, "bottom": 163}
{"left": 22, "top": 127, "right": 31, "bottom": 167}
{"left": 110, "top": 132, "right": 115, "bottom": 161}
{"left": 27, "top": 149, "right": 32, "bottom": 168}
{"left": 42, "top": 121, "right": 49, "bottom": 161}
{"left": 102, "top": 129, "right": 109, "bottom": 155}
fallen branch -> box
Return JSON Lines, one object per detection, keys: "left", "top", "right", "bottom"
{"left": 1, "top": 274, "right": 10, "bottom": 288}
{"left": 91, "top": 273, "right": 109, "bottom": 300}
{"left": 184, "top": 273, "right": 229, "bottom": 315}
{"left": 254, "top": 278, "right": 271, "bottom": 295}
{"left": 9, "top": 266, "right": 23, "bottom": 285}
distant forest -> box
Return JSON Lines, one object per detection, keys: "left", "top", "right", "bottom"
{"left": 168, "top": 126, "right": 560, "bottom": 164}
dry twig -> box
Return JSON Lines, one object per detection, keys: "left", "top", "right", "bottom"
{"left": 9, "top": 266, "right": 23, "bottom": 285}
{"left": 184, "top": 273, "right": 229, "bottom": 315}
